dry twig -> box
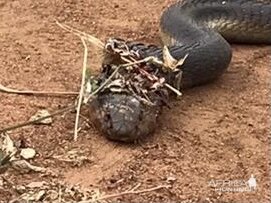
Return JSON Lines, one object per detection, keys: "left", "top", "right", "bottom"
{"left": 0, "top": 84, "right": 78, "bottom": 96}
{"left": 165, "top": 83, "right": 182, "bottom": 97}
{"left": 55, "top": 21, "right": 104, "bottom": 49}
{"left": 79, "top": 185, "right": 170, "bottom": 202}
{"left": 0, "top": 105, "right": 75, "bottom": 133}
{"left": 74, "top": 37, "right": 88, "bottom": 141}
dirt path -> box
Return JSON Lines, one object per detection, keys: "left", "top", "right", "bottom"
{"left": 0, "top": 0, "right": 270, "bottom": 202}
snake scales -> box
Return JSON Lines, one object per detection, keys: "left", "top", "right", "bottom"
{"left": 89, "top": 0, "right": 271, "bottom": 142}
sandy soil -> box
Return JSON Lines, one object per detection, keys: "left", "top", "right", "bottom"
{"left": 0, "top": 0, "right": 270, "bottom": 202}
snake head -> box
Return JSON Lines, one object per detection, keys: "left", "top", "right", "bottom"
{"left": 89, "top": 93, "right": 161, "bottom": 142}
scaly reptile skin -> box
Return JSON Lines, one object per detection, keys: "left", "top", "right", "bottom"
{"left": 89, "top": 0, "right": 271, "bottom": 142}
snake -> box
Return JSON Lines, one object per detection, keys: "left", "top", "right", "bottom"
{"left": 89, "top": 0, "right": 271, "bottom": 142}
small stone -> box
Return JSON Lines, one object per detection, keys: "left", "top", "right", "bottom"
{"left": 20, "top": 148, "right": 36, "bottom": 159}
{"left": 16, "top": 185, "right": 26, "bottom": 193}
{"left": 48, "top": 190, "right": 59, "bottom": 200}
{"left": 166, "top": 176, "right": 177, "bottom": 183}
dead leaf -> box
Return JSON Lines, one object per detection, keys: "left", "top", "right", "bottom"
{"left": 27, "top": 181, "right": 46, "bottom": 189}
{"left": 29, "top": 110, "right": 53, "bottom": 125}
{"left": 21, "top": 190, "right": 46, "bottom": 201}
{"left": 2, "top": 134, "right": 17, "bottom": 155}
{"left": 12, "top": 160, "right": 47, "bottom": 173}
{"left": 163, "top": 46, "right": 188, "bottom": 71}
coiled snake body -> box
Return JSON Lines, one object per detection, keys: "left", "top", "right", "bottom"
{"left": 90, "top": 0, "right": 271, "bottom": 142}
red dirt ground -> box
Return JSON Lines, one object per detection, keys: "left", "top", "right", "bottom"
{"left": 0, "top": 0, "right": 270, "bottom": 202}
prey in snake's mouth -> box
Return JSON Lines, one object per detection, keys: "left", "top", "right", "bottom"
{"left": 87, "top": 39, "right": 186, "bottom": 142}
